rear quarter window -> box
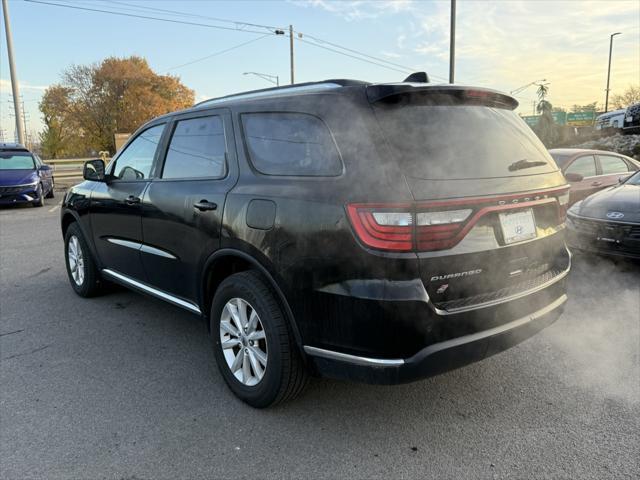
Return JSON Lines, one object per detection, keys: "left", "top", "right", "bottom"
{"left": 241, "top": 112, "right": 342, "bottom": 176}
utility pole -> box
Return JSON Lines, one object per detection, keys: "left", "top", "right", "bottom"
{"left": 449, "top": 0, "right": 456, "bottom": 84}
{"left": 604, "top": 32, "right": 621, "bottom": 113}
{"left": 289, "top": 25, "right": 295, "bottom": 84}
{"left": 2, "top": 0, "right": 25, "bottom": 145}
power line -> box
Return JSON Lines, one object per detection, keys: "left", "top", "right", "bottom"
{"left": 105, "top": 1, "right": 448, "bottom": 80}
{"left": 164, "top": 34, "right": 272, "bottom": 72}
{"left": 24, "top": 0, "right": 282, "bottom": 36}
{"left": 296, "top": 37, "right": 411, "bottom": 75}
{"left": 296, "top": 31, "right": 448, "bottom": 81}
{"left": 103, "top": 0, "right": 283, "bottom": 32}
{"left": 26, "top": 0, "right": 449, "bottom": 81}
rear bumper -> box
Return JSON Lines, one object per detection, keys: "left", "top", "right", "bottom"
{"left": 306, "top": 294, "right": 566, "bottom": 384}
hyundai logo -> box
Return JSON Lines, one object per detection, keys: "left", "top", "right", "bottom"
{"left": 606, "top": 211, "right": 625, "bottom": 219}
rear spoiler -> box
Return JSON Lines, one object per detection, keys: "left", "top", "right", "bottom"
{"left": 366, "top": 84, "right": 519, "bottom": 110}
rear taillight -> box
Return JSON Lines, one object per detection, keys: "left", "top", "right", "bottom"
{"left": 346, "top": 204, "right": 413, "bottom": 252}
{"left": 416, "top": 209, "right": 472, "bottom": 251}
{"left": 347, "top": 187, "right": 570, "bottom": 253}
{"left": 557, "top": 191, "right": 570, "bottom": 222}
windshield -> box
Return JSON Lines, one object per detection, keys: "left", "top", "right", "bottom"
{"left": 373, "top": 105, "right": 558, "bottom": 180}
{"left": 0, "top": 152, "right": 36, "bottom": 170}
{"left": 625, "top": 170, "right": 640, "bottom": 185}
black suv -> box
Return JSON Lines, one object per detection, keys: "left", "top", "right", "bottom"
{"left": 61, "top": 78, "right": 571, "bottom": 407}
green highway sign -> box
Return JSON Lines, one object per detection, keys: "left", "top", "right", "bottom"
{"left": 552, "top": 111, "right": 567, "bottom": 125}
{"left": 520, "top": 111, "right": 567, "bottom": 126}
{"left": 566, "top": 111, "right": 596, "bottom": 126}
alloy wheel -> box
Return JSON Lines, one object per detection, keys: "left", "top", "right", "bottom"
{"left": 219, "top": 297, "right": 268, "bottom": 386}
{"left": 67, "top": 235, "right": 85, "bottom": 286}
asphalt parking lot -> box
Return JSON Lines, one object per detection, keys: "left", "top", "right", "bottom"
{"left": 1, "top": 200, "right": 639, "bottom": 480}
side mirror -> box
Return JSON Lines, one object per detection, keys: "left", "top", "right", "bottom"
{"left": 618, "top": 174, "right": 630, "bottom": 183}
{"left": 565, "top": 172, "right": 584, "bottom": 182}
{"left": 39, "top": 164, "right": 51, "bottom": 171}
{"left": 83, "top": 159, "right": 106, "bottom": 182}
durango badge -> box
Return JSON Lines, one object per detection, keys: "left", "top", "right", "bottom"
{"left": 430, "top": 269, "right": 483, "bottom": 282}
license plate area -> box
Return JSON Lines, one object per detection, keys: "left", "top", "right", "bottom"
{"left": 499, "top": 209, "right": 537, "bottom": 244}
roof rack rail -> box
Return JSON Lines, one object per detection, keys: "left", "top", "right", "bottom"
{"left": 194, "top": 79, "right": 368, "bottom": 108}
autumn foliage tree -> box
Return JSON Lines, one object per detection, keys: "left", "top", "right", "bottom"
{"left": 39, "top": 85, "right": 75, "bottom": 158}
{"left": 611, "top": 85, "right": 640, "bottom": 110}
{"left": 39, "top": 56, "right": 194, "bottom": 157}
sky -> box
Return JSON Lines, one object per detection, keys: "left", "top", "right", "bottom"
{"left": 1, "top": 0, "right": 639, "bottom": 141}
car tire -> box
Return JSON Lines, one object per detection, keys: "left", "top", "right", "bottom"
{"left": 64, "top": 222, "right": 102, "bottom": 297}
{"left": 45, "top": 182, "right": 55, "bottom": 199}
{"left": 211, "top": 271, "right": 308, "bottom": 408}
{"left": 33, "top": 183, "right": 45, "bottom": 207}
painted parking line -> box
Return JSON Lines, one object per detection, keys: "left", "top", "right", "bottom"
{"left": 48, "top": 202, "right": 62, "bottom": 213}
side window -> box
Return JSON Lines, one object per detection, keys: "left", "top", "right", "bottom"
{"left": 599, "top": 155, "right": 630, "bottom": 174}
{"left": 565, "top": 155, "right": 596, "bottom": 177}
{"left": 112, "top": 124, "right": 165, "bottom": 180}
{"left": 242, "top": 112, "right": 342, "bottom": 176}
{"left": 162, "top": 116, "right": 226, "bottom": 179}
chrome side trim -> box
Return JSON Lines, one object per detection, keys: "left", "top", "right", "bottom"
{"left": 107, "top": 238, "right": 142, "bottom": 250}
{"left": 303, "top": 346, "right": 405, "bottom": 366}
{"left": 430, "top": 248, "right": 572, "bottom": 315}
{"left": 106, "top": 238, "right": 177, "bottom": 260}
{"left": 101, "top": 269, "right": 201, "bottom": 314}
{"left": 139, "top": 244, "right": 177, "bottom": 260}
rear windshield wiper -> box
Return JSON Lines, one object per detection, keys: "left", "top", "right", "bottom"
{"left": 508, "top": 159, "right": 547, "bottom": 171}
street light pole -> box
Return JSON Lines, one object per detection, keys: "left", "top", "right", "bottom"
{"left": 604, "top": 32, "right": 621, "bottom": 113}
{"left": 289, "top": 25, "right": 295, "bottom": 85}
{"left": 449, "top": 0, "right": 456, "bottom": 84}
{"left": 2, "top": 0, "right": 25, "bottom": 145}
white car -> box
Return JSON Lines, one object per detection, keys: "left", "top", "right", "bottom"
{"left": 595, "top": 109, "right": 626, "bottom": 130}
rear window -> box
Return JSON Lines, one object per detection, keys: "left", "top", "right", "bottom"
{"left": 242, "top": 112, "right": 342, "bottom": 176}
{"left": 373, "top": 105, "right": 557, "bottom": 180}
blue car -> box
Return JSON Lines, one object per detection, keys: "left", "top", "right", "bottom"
{"left": 0, "top": 143, "right": 54, "bottom": 207}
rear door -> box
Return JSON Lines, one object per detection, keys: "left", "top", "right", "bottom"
{"left": 597, "top": 154, "right": 637, "bottom": 188}
{"left": 564, "top": 155, "right": 599, "bottom": 203}
{"left": 90, "top": 123, "right": 166, "bottom": 280}
{"left": 141, "top": 109, "right": 237, "bottom": 302}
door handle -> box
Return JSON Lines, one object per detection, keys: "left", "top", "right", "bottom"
{"left": 125, "top": 195, "right": 141, "bottom": 205}
{"left": 590, "top": 181, "right": 603, "bottom": 187}
{"left": 193, "top": 200, "right": 218, "bottom": 211}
